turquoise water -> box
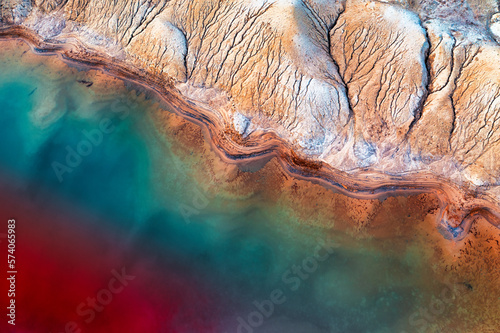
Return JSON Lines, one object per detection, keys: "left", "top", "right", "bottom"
{"left": 0, "top": 45, "right": 454, "bottom": 333}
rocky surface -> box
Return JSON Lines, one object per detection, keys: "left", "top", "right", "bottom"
{"left": 1, "top": 0, "right": 500, "bottom": 237}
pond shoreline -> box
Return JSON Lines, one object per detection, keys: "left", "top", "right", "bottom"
{"left": 1, "top": 24, "right": 499, "bottom": 241}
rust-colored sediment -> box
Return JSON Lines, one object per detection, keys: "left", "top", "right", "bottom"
{"left": 157, "top": 100, "right": 500, "bottom": 331}
{"left": 1, "top": 25, "right": 499, "bottom": 242}
{"left": 156, "top": 99, "right": 500, "bottom": 330}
